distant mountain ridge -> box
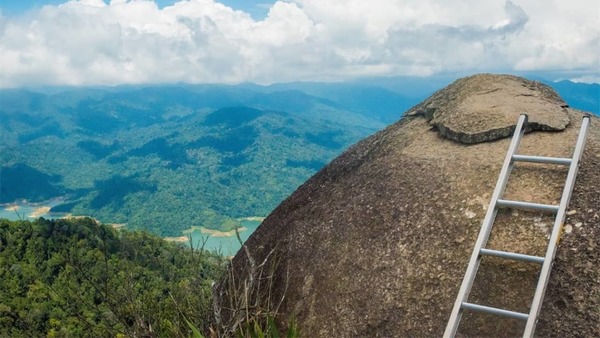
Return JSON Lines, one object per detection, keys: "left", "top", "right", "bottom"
{"left": 544, "top": 80, "right": 600, "bottom": 115}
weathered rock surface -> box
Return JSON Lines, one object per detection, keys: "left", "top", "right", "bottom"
{"left": 215, "top": 74, "right": 599, "bottom": 337}
{"left": 407, "top": 74, "right": 571, "bottom": 143}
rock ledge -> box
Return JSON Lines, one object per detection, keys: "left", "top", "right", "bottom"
{"left": 406, "top": 74, "right": 570, "bottom": 143}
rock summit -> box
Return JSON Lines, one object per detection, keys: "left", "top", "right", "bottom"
{"left": 216, "top": 74, "right": 599, "bottom": 337}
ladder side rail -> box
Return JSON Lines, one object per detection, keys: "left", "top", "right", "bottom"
{"left": 523, "top": 116, "right": 591, "bottom": 337}
{"left": 444, "top": 114, "right": 529, "bottom": 338}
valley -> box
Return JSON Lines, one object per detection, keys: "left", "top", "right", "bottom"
{"left": 1, "top": 79, "right": 597, "bottom": 238}
{"left": 0, "top": 83, "right": 397, "bottom": 236}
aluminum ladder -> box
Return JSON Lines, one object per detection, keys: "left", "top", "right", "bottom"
{"left": 444, "top": 114, "right": 591, "bottom": 337}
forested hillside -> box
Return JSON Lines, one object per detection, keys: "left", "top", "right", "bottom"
{"left": 0, "top": 217, "right": 226, "bottom": 337}
{"left": 0, "top": 85, "right": 389, "bottom": 235}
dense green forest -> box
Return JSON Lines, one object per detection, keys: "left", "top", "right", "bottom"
{"left": 0, "top": 217, "right": 227, "bottom": 337}
{"left": 0, "top": 85, "right": 390, "bottom": 236}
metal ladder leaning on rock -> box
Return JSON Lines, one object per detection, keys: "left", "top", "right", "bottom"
{"left": 444, "top": 114, "right": 591, "bottom": 337}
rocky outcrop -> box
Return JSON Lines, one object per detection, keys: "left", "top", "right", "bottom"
{"left": 407, "top": 74, "right": 571, "bottom": 143}
{"left": 215, "top": 74, "right": 600, "bottom": 337}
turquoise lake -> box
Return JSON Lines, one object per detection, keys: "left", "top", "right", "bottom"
{"left": 0, "top": 199, "right": 68, "bottom": 221}
{"left": 0, "top": 200, "right": 261, "bottom": 257}
{"left": 185, "top": 220, "right": 261, "bottom": 256}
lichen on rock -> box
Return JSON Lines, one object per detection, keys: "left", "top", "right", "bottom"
{"left": 407, "top": 74, "right": 571, "bottom": 144}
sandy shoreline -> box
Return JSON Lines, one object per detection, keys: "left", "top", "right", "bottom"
{"left": 167, "top": 217, "right": 263, "bottom": 242}
{"left": 29, "top": 207, "right": 51, "bottom": 218}
{"left": 237, "top": 216, "right": 265, "bottom": 222}
{"left": 200, "top": 226, "right": 248, "bottom": 237}
{"left": 2, "top": 204, "right": 261, "bottom": 245}
{"left": 4, "top": 205, "right": 19, "bottom": 212}
{"left": 164, "top": 236, "right": 188, "bottom": 242}
{"left": 2, "top": 198, "right": 68, "bottom": 219}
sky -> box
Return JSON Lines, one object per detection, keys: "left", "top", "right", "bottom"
{"left": 0, "top": 0, "right": 598, "bottom": 88}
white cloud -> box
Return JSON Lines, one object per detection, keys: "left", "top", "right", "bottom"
{"left": 0, "top": 0, "right": 598, "bottom": 87}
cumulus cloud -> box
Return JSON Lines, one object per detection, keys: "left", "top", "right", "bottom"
{"left": 0, "top": 0, "right": 598, "bottom": 87}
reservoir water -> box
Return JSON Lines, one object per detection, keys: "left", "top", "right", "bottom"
{"left": 0, "top": 199, "right": 68, "bottom": 221}
{"left": 186, "top": 219, "right": 261, "bottom": 256}
{"left": 1, "top": 200, "right": 261, "bottom": 257}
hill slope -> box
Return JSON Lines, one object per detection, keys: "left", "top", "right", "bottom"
{"left": 0, "top": 217, "right": 226, "bottom": 337}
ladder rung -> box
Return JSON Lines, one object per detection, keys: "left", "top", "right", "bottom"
{"left": 461, "top": 302, "right": 529, "bottom": 321}
{"left": 512, "top": 154, "right": 572, "bottom": 165}
{"left": 480, "top": 248, "right": 544, "bottom": 264}
{"left": 496, "top": 199, "right": 559, "bottom": 213}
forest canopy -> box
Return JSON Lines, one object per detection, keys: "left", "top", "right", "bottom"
{"left": 0, "top": 217, "right": 227, "bottom": 337}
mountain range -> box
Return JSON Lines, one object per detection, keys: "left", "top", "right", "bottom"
{"left": 0, "top": 77, "right": 597, "bottom": 236}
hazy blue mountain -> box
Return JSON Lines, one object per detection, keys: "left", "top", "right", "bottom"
{"left": 544, "top": 80, "right": 599, "bottom": 115}
{"left": 264, "top": 82, "right": 422, "bottom": 123}
{"left": 351, "top": 74, "right": 600, "bottom": 116}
